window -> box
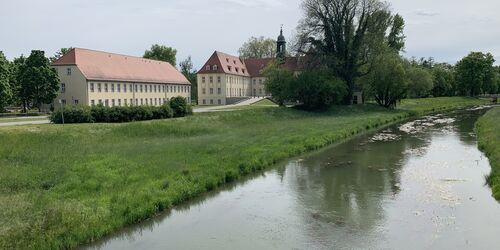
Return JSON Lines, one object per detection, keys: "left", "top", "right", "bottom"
{"left": 104, "top": 83, "right": 108, "bottom": 92}
{"left": 98, "top": 83, "right": 102, "bottom": 92}
{"left": 154, "top": 98, "right": 157, "bottom": 106}
{"left": 209, "top": 76, "right": 213, "bottom": 83}
{"left": 98, "top": 99, "right": 102, "bottom": 105}
{"left": 105, "top": 99, "right": 109, "bottom": 107}
{"left": 140, "top": 85, "right": 143, "bottom": 92}
{"left": 61, "top": 83, "right": 66, "bottom": 93}
{"left": 150, "top": 85, "right": 152, "bottom": 92}
{"left": 129, "top": 84, "right": 133, "bottom": 92}
{"left": 61, "top": 99, "right": 66, "bottom": 105}
{"left": 259, "top": 79, "right": 263, "bottom": 84}
{"left": 150, "top": 98, "right": 152, "bottom": 105}
{"left": 203, "top": 99, "right": 206, "bottom": 104}
{"left": 210, "top": 99, "right": 214, "bottom": 104}
{"left": 67, "top": 68, "right": 71, "bottom": 76}
{"left": 90, "top": 83, "right": 95, "bottom": 92}
{"left": 135, "top": 84, "right": 138, "bottom": 92}
{"left": 154, "top": 85, "right": 157, "bottom": 93}
{"left": 213, "top": 65, "right": 218, "bottom": 70}
{"left": 111, "top": 83, "right": 115, "bottom": 92}
{"left": 242, "top": 69, "right": 245, "bottom": 74}
{"left": 74, "top": 99, "right": 79, "bottom": 105}
{"left": 236, "top": 68, "right": 239, "bottom": 73}
{"left": 118, "top": 99, "right": 122, "bottom": 106}
{"left": 202, "top": 88, "right": 206, "bottom": 94}
{"left": 253, "top": 79, "right": 256, "bottom": 84}
{"left": 206, "top": 65, "right": 210, "bottom": 70}
{"left": 145, "top": 98, "right": 148, "bottom": 105}
{"left": 210, "top": 88, "right": 214, "bottom": 94}
{"left": 218, "top": 99, "right": 221, "bottom": 105}
{"left": 217, "top": 88, "right": 221, "bottom": 94}
{"left": 228, "top": 66, "right": 232, "bottom": 71}
{"left": 91, "top": 100, "right": 95, "bottom": 106}
{"left": 217, "top": 76, "right": 221, "bottom": 83}
{"left": 117, "top": 84, "right": 121, "bottom": 92}
{"left": 124, "top": 99, "right": 128, "bottom": 106}
{"left": 259, "top": 89, "right": 262, "bottom": 95}
{"left": 202, "top": 77, "right": 206, "bottom": 83}
{"left": 144, "top": 85, "right": 147, "bottom": 93}
{"left": 111, "top": 99, "right": 115, "bottom": 107}
{"left": 140, "top": 99, "right": 143, "bottom": 105}
{"left": 170, "top": 86, "right": 173, "bottom": 92}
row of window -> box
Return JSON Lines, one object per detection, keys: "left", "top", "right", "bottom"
{"left": 87, "top": 83, "right": 190, "bottom": 94}
{"left": 90, "top": 97, "right": 176, "bottom": 107}
{"left": 201, "top": 76, "right": 222, "bottom": 84}
{"left": 202, "top": 99, "right": 223, "bottom": 105}
{"left": 201, "top": 88, "right": 222, "bottom": 95}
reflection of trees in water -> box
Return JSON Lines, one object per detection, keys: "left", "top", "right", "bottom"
{"left": 284, "top": 126, "right": 431, "bottom": 241}
{"left": 452, "top": 109, "right": 490, "bottom": 145}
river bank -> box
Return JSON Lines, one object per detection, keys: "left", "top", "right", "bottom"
{"left": 476, "top": 107, "right": 500, "bottom": 200}
{"left": 0, "top": 97, "right": 489, "bottom": 249}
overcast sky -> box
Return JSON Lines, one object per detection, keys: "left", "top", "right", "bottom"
{"left": 1, "top": 0, "right": 499, "bottom": 68}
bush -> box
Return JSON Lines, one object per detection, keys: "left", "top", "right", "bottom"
{"left": 50, "top": 102, "right": 189, "bottom": 124}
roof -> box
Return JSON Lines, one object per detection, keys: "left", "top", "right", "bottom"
{"left": 52, "top": 48, "right": 190, "bottom": 85}
{"left": 197, "top": 51, "right": 250, "bottom": 77}
{"left": 198, "top": 51, "right": 302, "bottom": 77}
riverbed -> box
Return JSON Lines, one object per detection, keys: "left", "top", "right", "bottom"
{"left": 84, "top": 108, "right": 499, "bottom": 250}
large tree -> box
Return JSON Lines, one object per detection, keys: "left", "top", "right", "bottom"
{"left": 406, "top": 66, "right": 433, "bottom": 98}
{"left": 17, "top": 50, "right": 60, "bottom": 112}
{"left": 431, "top": 63, "right": 455, "bottom": 97}
{"left": 455, "top": 52, "right": 496, "bottom": 96}
{"left": 50, "top": 47, "right": 74, "bottom": 62}
{"left": 143, "top": 44, "right": 177, "bottom": 66}
{"left": 0, "top": 52, "right": 12, "bottom": 111}
{"left": 179, "top": 56, "right": 197, "bottom": 103}
{"left": 238, "top": 37, "right": 277, "bottom": 59}
{"left": 297, "top": 0, "right": 405, "bottom": 104}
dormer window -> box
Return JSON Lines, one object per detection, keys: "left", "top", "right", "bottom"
{"left": 235, "top": 68, "right": 239, "bottom": 73}
{"left": 233, "top": 60, "right": 236, "bottom": 64}
{"left": 206, "top": 65, "right": 210, "bottom": 70}
{"left": 212, "top": 65, "right": 218, "bottom": 70}
{"left": 226, "top": 58, "right": 229, "bottom": 63}
{"left": 242, "top": 69, "right": 245, "bottom": 74}
{"left": 228, "top": 66, "right": 232, "bottom": 71}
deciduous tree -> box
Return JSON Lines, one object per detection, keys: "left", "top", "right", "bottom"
{"left": 455, "top": 52, "right": 496, "bottom": 96}
{"left": 50, "top": 47, "right": 74, "bottom": 62}
{"left": 143, "top": 44, "right": 177, "bottom": 66}
{"left": 406, "top": 66, "right": 433, "bottom": 98}
{"left": 238, "top": 37, "right": 277, "bottom": 59}
{"left": 263, "top": 62, "right": 294, "bottom": 106}
{"left": 179, "top": 56, "right": 197, "bottom": 103}
{"left": 0, "top": 52, "right": 12, "bottom": 111}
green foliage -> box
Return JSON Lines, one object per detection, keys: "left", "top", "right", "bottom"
{"left": 169, "top": 96, "right": 191, "bottom": 117}
{"left": 298, "top": 0, "right": 406, "bottom": 104}
{"left": 455, "top": 52, "right": 496, "bottom": 96}
{"left": 50, "top": 104, "right": 178, "bottom": 124}
{"left": 263, "top": 62, "right": 294, "bottom": 106}
{"left": 406, "top": 66, "right": 434, "bottom": 98}
{"left": 179, "top": 57, "right": 197, "bottom": 103}
{"left": 476, "top": 107, "right": 500, "bottom": 200}
{"left": 0, "top": 52, "right": 12, "bottom": 111}
{"left": 238, "top": 36, "right": 277, "bottom": 59}
{"left": 363, "top": 52, "right": 407, "bottom": 108}
{"left": 289, "top": 69, "right": 347, "bottom": 110}
{"left": 143, "top": 44, "right": 177, "bottom": 66}
{"left": 50, "top": 47, "right": 73, "bottom": 62}
{"left": 431, "top": 64, "right": 455, "bottom": 97}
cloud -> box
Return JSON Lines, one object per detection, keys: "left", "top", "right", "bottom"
{"left": 414, "top": 9, "right": 439, "bottom": 17}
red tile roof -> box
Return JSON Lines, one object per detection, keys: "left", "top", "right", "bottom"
{"left": 198, "top": 51, "right": 302, "bottom": 77}
{"left": 52, "top": 48, "right": 190, "bottom": 85}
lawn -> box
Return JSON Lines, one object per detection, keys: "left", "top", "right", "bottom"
{"left": 0, "top": 117, "right": 49, "bottom": 124}
{"left": 0, "top": 97, "right": 489, "bottom": 249}
{"left": 476, "top": 107, "right": 500, "bottom": 200}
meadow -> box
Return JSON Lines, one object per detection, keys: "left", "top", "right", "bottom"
{"left": 0, "top": 97, "right": 489, "bottom": 249}
{"left": 476, "top": 107, "right": 500, "bottom": 200}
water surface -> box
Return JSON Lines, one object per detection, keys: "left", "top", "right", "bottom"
{"left": 85, "top": 108, "right": 499, "bottom": 250}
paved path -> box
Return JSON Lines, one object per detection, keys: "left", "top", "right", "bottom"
{"left": 194, "top": 97, "right": 265, "bottom": 113}
{"left": 0, "top": 119, "right": 50, "bottom": 127}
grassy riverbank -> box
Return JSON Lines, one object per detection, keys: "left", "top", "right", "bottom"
{"left": 476, "top": 107, "right": 500, "bottom": 200}
{"left": 0, "top": 97, "right": 488, "bottom": 249}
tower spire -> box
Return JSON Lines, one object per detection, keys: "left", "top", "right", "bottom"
{"left": 276, "top": 26, "right": 286, "bottom": 62}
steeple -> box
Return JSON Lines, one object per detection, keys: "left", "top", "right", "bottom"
{"left": 276, "top": 25, "right": 286, "bottom": 61}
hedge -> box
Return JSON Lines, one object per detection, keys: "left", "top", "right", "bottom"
{"left": 50, "top": 97, "right": 192, "bottom": 124}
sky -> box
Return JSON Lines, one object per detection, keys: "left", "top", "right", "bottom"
{"left": 1, "top": 0, "right": 499, "bottom": 69}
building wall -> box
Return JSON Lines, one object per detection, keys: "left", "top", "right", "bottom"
{"left": 249, "top": 77, "right": 268, "bottom": 97}
{"left": 198, "top": 73, "right": 228, "bottom": 105}
{"left": 53, "top": 65, "right": 190, "bottom": 109}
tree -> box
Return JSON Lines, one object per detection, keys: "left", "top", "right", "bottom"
{"left": 406, "top": 66, "right": 433, "bottom": 98}
{"left": 297, "top": 0, "right": 405, "bottom": 104}
{"left": 143, "top": 44, "right": 177, "bottom": 66}
{"left": 362, "top": 52, "right": 407, "bottom": 108}
{"left": 455, "top": 52, "right": 496, "bottom": 96}
{"left": 179, "top": 56, "right": 197, "bottom": 104}
{"left": 238, "top": 37, "right": 277, "bottom": 59}
{"left": 8, "top": 56, "right": 25, "bottom": 107}
{"left": 17, "top": 50, "right": 60, "bottom": 112}
{"left": 0, "top": 52, "right": 12, "bottom": 111}
{"left": 431, "top": 64, "right": 455, "bottom": 97}
{"left": 289, "top": 69, "right": 347, "bottom": 110}
{"left": 50, "top": 47, "right": 73, "bottom": 62}
{"left": 263, "top": 62, "right": 295, "bottom": 106}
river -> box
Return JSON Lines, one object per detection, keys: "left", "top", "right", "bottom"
{"left": 84, "top": 107, "right": 500, "bottom": 250}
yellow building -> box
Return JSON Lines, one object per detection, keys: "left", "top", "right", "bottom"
{"left": 51, "top": 48, "right": 191, "bottom": 108}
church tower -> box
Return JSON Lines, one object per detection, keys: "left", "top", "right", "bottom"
{"left": 276, "top": 26, "right": 286, "bottom": 61}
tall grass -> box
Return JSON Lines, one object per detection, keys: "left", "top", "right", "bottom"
{"left": 476, "top": 107, "right": 500, "bottom": 200}
{"left": 0, "top": 97, "right": 489, "bottom": 249}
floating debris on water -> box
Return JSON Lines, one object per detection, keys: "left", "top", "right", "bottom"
{"left": 370, "top": 133, "right": 401, "bottom": 142}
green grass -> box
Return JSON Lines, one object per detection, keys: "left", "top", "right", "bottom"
{"left": 0, "top": 117, "right": 48, "bottom": 123}
{"left": 251, "top": 98, "right": 278, "bottom": 106}
{"left": 0, "top": 97, "right": 489, "bottom": 249}
{"left": 476, "top": 107, "right": 500, "bottom": 200}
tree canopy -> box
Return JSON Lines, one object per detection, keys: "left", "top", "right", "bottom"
{"left": 0, "top": 52, "right": 12, "bottom": 111}
{"left": 297, "top": 0, "right": 405, "bottom": 104}
{"left": 238, "top": 37, "right": 277, "bottom": 59}
{"left": 179, "top": 56, "right": 197, "bottom": 103}
{"left": 455, "top": 52, "right": 497, "bottom": 96}
{"left": 50, "top": 47, "right": 74, "bottom": 62}
{"left": 143, "top": 44, "right": 177, "bottom": 66}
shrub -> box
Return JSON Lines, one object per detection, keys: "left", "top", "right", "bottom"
{"left": 170, "top": 96, "right": 190, "bottom": 117}
{"left": 50, "top": 105, "right": 93, "bottom": 123}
